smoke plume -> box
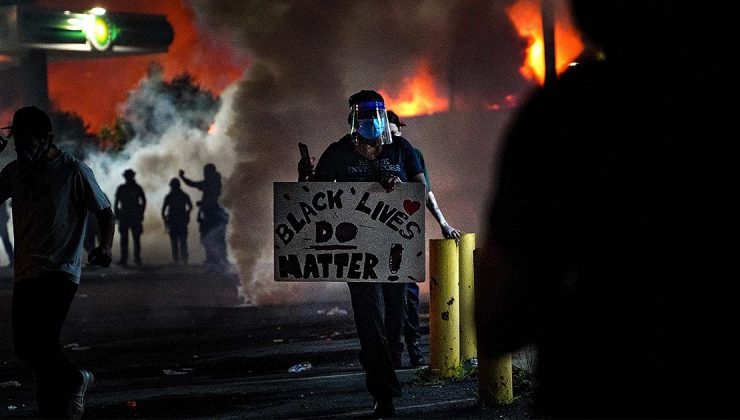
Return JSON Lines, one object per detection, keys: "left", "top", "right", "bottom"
{"left": 187, "top": 0, "right": 533, "bottom": 305}
{"left": 83, "top": 73, "right": 239, "bottom": 266}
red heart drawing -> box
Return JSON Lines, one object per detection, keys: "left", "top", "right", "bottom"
{"left": 403, "top": 200, "right": 421, "bottom": 215}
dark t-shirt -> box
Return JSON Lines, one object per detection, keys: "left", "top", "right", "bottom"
{"left": 115, "top": 182, "right": 145, "bottom": 223}
{"left": 314, "top": 134, "right": 423, "bottom": 182}
{"left": 412, "top": 147, "right": 431, "bottom": 188}
{"left": 163, "top": 189, "right": 192, "bottom": 226}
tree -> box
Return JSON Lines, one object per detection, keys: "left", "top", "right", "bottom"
{"left": 121, "top": 62, "right": 221, "bottom": 142}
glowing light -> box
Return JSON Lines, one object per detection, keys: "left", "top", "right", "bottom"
{"left": 379, "top": 61, "right": 449, "bottom": 118}
{"left": 485, "top": 94, "right": 519, "bottom": 111}
{"left": 208, "top": 123, "right": 217, "bottom": 135}
{"left": 89, "top": 7, "right": 107, "bottom": 16}
{"left": 506, "top": 0, "right": 584, "bottom": 85}
{"left": 83, "top": 14, "right": 112, "bottom": 50}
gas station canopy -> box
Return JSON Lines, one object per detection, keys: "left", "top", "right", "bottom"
{"left": 0, "top": 5, "right": 174, "bottom": 61}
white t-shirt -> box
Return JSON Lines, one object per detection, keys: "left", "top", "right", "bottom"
{"left": 0, "top": 151, "right": 111, "bottom": 283}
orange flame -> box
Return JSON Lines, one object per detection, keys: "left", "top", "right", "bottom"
{"left": 379, "top": 61, "right": 449, "bottom": 118}
{"left": 486, "top": 94, "right": 518, "bottom": 111}
{"left": 506, "top": 0, "right": 583, "bottom": 85}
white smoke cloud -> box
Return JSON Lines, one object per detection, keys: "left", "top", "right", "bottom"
{"left": 83, "top": 81, "right": 240, "bottom": 267}
{"left": 184, "top": 0, "right": 534, "bottom": 306}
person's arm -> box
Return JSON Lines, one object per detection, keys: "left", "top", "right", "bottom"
{"left": 76, "top": 162, "right": 114, "bottom": 266}
{"left": 297, "top": 157, "right": 316, "bottom": 181}
{"left": 185, "top": 194, "right": 193, "bottom": 214}
{"left": 139, "top": 186, "right": 147, "bottom": 212}
{"left": 179, "top": 169, "right": 204, "bottom": 190}
{"left": 382, "top": 170, "right": 426, "bottom": 194}
{"left": 89, "top": 207, "right": 114, "bottom": 267}
{"left": 113, "top": 188, "right": 120, "bottom": 220}
{"left": 426, "top": 190, "right": 461, "bottom": 240}
{"left": 161, "top": 196, "right": 168, "bottom": 220}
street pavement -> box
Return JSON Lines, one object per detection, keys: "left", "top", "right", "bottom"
{"left": 0, "top": 265, "right": 533, "bottom": 419}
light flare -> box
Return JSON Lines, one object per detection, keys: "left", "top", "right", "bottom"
{"left": 506, "top": 0, "right": 583, "bottom": 85}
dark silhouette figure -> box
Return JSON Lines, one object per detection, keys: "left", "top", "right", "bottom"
{"left": 0, "top": 106, "right": 115, "bottom": 418}
{"left": 161, "top": 178, "right": 193, "bottom": 265}
{"left": 0, "top": 200, "right": 13, "bottom": 267}
{"left": 477, "top": 2, "right": 737, "bottom": 418}
{"left": 114, "top": 169, "right": 146, "bottom": 266}
{"left": 179, "top": 164, "right": 229, "bottom": 270}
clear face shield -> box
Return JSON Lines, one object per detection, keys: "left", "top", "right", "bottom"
{"left": 349, "top": 101, "right": 393, "bottom": 146}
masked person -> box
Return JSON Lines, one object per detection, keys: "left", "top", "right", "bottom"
{"left": 114, "top": 169, "right": 146, "bottom": 266}
{"left": 299, "top": 90, "right": 426, "bottom": 418}
{"left": 386, "top": 110, "right": 460, "bottom": 369}
{"left": 0, "top": 106, "right": 114, "bottom": 419}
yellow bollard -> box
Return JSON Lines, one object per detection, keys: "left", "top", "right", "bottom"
{"left": 474, "top": 248, "right": 513, "bottom": 405}
{"left": 478, "top": 353, "right": 514, "bottom": 405}
{"left": 459, "top": 233, "right": 477, "bottom": 362}
{"left": 429, "top": 239, "right": 460, "bottom": 378}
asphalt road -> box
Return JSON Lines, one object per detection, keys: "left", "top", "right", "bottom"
{"left": 0, "top": 265, "right": 533, "bottom": 419}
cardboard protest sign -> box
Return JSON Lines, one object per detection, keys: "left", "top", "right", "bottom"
{"left": 274, "top": 182, "right": 425, "bottom": 283}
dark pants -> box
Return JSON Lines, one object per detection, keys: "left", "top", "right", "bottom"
{"left": 119, "top": 221, "right": 142, "bottom": 264}
{"left": 347, "top": 282, "right": 406, "bottom": 400}
{"left": 403, "top": 282, "right": 421, "bottom": 346}
{"left": 168, "top": 226, "right": 188, "bottom": 263}
{"left": 12, "top": 273, "right": 81, "bottom": 417}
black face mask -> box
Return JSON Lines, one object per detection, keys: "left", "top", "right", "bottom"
{"left": 15, "top": 133, "right": 52, "bottom": 163}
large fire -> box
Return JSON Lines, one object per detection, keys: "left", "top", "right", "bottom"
{"left": 506, "top": 0, "right": 583, "bottom": 85}
{"left": 381, "top": 0, "right": 582, "bottom": 117}
{"left": 379, "top": 61, "right": 449, "bottom": 118}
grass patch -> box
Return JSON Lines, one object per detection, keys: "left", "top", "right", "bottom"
{"left": 411, "top": 362, "right": 479, "bottom": 385}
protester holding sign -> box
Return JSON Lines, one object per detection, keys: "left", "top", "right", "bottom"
{"left": 298, "top": 90, "right": 426, "bottom": 418}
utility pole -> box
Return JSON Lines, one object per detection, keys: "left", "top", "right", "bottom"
{"left": 541, "top": 0, "right": 557, "bottom": 87}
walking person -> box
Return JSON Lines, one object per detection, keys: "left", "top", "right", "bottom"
{"left": 114, "top": 169, "right": 146, "bottom": 266}
{"left": 161, "top": 177, "right": 193, "bottom": 265}
{"left": 299, "top": 90, "right": 426, "bottom": 417}
{"left": 0, "top": 106, "right": 114, "bottom": 419}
